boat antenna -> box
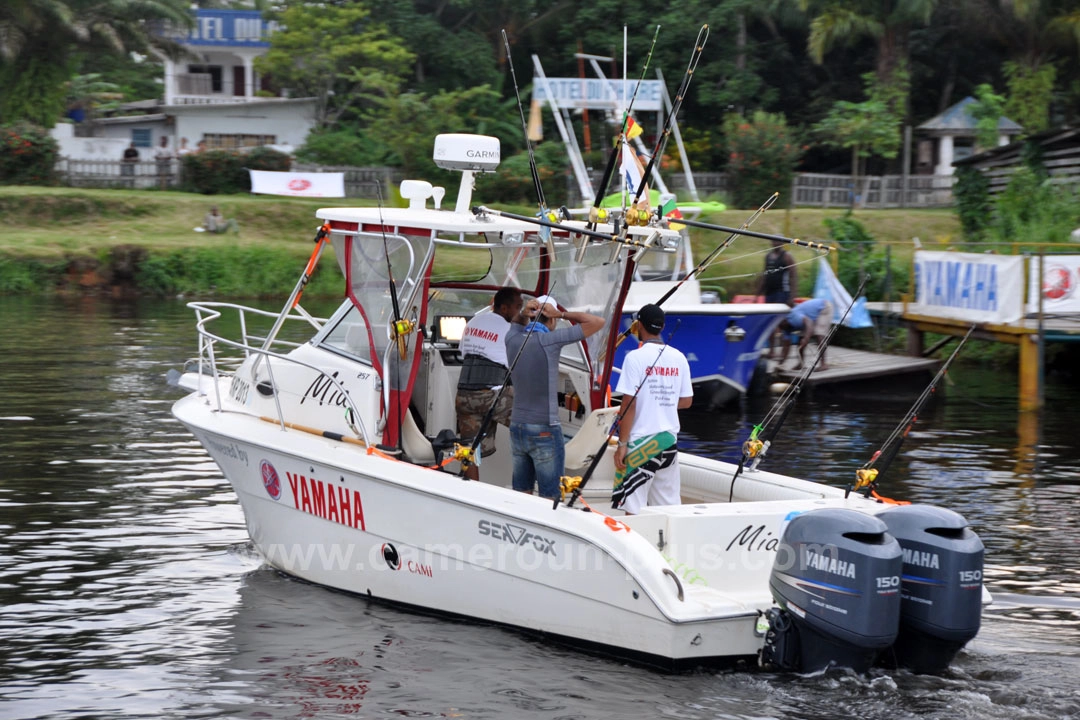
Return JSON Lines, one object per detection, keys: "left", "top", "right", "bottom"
{"left": 601, "top": 193, "right": 784, "bottom": 363}
{"left": 586, "top": 24, "right": 660, "bottom": 230}
{"left": 456, "top": 282, "right": 559, "bottom": 479}
{"left": 630, "top": 24, "right": 709, "bottom": 210}
{"left": 727, "top": 276, "right": 869, "bottom": 502}
{"left": 559, "top": 320, "right": 681, "bottom": 510}
{"left": 849, "top": 325, "right": 975, "bottom": 500}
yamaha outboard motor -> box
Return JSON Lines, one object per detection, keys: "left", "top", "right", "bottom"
{"left": 878, "top": 504, "right": 984, "bottom": 673}
{"left": 761, "top": 509, "right": 902, "bottom": 673}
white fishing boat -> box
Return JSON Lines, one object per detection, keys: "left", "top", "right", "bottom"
{"left": 170, "top": 134, "right": 986, "bottom": 673}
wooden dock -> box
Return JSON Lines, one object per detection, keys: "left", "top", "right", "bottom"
{"left": 767, "top": 346, "right": 941, "bottom": 400}
{"left": 866, "top": 301, "right": 1080, "bottom": 410}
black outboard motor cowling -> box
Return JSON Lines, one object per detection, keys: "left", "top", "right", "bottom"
{"left": 763, "top": 509, "right": 902, "bottom": 673}
{"left": 878, "top": 504, "right": 984, "bottom": 673}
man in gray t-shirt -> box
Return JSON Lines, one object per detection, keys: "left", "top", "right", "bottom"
{"left": 505, "top": 295, "right": 604, "bottom": 499}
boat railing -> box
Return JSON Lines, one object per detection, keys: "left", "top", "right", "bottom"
{"left": 186, "top": 301, "right": 372, "bottom": 446}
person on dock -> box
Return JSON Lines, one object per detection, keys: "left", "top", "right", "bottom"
{"left": 505, "top": 295, "right": 604, "bottom": 500}
{"left": 154, "top": 136, "right": 173, "bottom": 190}
{"left": 120, "top": 142, "right": 139, "bottom": 187}
{"left": 778, "top": 297, "right": 834, "bottom": 371}
{"left": 759, "top": 239, "right": 796, "bottom": 307}
{"left": 612, "top": 304, "right": 693, "bottom": 514}
{"left": 454, "top": 287, "right": 523, "bottom": 481}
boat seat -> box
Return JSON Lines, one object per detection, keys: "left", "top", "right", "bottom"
{"left": 401, "top": 408, "right": 459, "bottom": 467}
{"left": 564, "top": 407, "right": 620, "bottom": 474}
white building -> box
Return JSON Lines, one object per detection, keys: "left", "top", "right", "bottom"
{"left": 54, "top": 8, "right": 316, "bottom": 160}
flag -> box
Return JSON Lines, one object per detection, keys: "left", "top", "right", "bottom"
{"left": 624, "top": 115, "right": 643, "bottom": 140}
{"left": 659, "top": 194, "right": 684, "bottom": 231}
{"left": 621, "top": 144, "right": 648, "bottom": 200}
{"left": 527, "top": 99, "right": 543, "bottom": 142}
{"left": 813, "top": 257, "right": 874, "bottom": 328}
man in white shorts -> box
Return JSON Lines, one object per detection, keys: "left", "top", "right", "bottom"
{"left": 612, "top": 304, "right": 693, "bottom": 514}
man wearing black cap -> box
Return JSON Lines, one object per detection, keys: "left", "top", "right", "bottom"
{"left": 612, "top": 304, "right": 693, "bottom": 514}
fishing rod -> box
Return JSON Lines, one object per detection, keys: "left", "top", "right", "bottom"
{"left": 502, "top": 29, "right": 548, "bottom": 214}
{"left": 457, "top": 285, "right": 559, "bottom": 479}
{"left": 728, "top": 276, "right": 869, "bottom": 502}
{"left": 848, "top": 325, "right": 975, "bottom": 500}
{"left": 665, "top": 215, "right": 837, "bottom": 252}
{"left": 376, "top": 183, "right": 415, "bottom": 453}
{"left": 260, "top": 222, "right": 331, "bottom": 352}
{"left": 602, "top": 193, "right": 779, "bottom": 362}
{"left": 473, "top": 205, "right": 643, "bottom": 247}
{"left": 587, "top": 24, "right": 661, "bottom": 229}
{"left": 631, "top": 24, "right": 709, "bottom": 207}
{"left": 559, "top": 320, "right": 681, "bottom": 510}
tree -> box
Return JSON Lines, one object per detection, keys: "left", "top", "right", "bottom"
{"left": 814, "top": 70, "right": 904, "bottom": 206}
{"left": 967, "top": 82, "right": 1005, "bottom": 151}
{"left": 0, "top": 0, "right": 191, "bottom": 126}
{"left": 799, "top": 0, "right": 937, "bottom": 117}
{"left": 256, "top": 1, "right": 414, "bottom": 129}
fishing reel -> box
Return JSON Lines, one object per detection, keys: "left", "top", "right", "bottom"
{"left": 587, "top": 207, "right": 609, "bottom": 225}
{"left": 624, "top": 203, "right": 653, "bottom": 227}
{"left": 389, "top": 307, "right": 419, "bottom": 360}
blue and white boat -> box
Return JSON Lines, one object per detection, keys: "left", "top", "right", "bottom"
{"left": 616, "top": 241, "right": 789, "bottom": 409}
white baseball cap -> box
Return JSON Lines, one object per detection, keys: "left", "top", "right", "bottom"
{"left": 534, "top": 294, "right": 559, "bottom": 310}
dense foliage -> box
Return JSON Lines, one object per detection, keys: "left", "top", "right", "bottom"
{"left": 722, "top": 111, "right": 802, "bottom": 209}
{"left": 0, "top": 123, "right": 58, "bottom": 185}
{"left": 180, "top": 147, "right": 292, "bottom": 195}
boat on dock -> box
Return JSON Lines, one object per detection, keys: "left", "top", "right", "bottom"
{"left": 169, "top": 134, "right": 987, "bottom": 673}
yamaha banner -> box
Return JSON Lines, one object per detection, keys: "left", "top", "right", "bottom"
{"left": 912, "top": 251, "right": 1023, "bottom": 324}
{"left": 249, "top": 170, "right": 345, "bottom": 198}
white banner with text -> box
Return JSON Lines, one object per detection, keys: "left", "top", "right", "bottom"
{"left": 249, "top": 170, "right": 345, "bottom": 198}
{"left": 912, "top": 250, "right": 1024, "bottom": 324}
{"left": 1026, "top": 255, "right": 1080, "bottom": 314}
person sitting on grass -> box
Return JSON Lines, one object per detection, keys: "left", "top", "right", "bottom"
{"left": 203, "top": 206, "right": 239, "bottom": 235}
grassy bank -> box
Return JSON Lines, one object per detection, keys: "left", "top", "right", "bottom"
{"left": 0, "top": 186, "right": 961, "bottom": 299}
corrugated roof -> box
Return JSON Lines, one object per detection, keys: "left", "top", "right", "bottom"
{"left": 917, "top": 96, "right": 1023, "bottom": 134}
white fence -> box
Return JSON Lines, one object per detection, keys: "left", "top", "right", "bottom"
{"left": 53, "top": 158, "right": 955, "bottom": 207}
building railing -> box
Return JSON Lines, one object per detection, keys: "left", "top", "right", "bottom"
{"left": 56, "top": 158, "right": 179, "bottom": 189}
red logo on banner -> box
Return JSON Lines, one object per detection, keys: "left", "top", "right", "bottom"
{"left": 1043, "top": 265, "right": 1074, "bottom": 300}
{"left": 288, "top": 178, "right": 311, "bottom": 191}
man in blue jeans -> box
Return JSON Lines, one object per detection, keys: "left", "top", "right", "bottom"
{"left": 505, "top": 295, "right": 604, "bottom": 499}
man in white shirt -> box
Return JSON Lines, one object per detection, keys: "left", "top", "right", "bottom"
{"left": 612, "top": 304, "right": 693, "bottom": 514}
{"left": 455, "top": 287, "right": 523, "bottom": 480}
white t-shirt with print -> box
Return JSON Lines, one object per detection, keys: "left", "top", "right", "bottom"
{"left": 459, "top": 311, "right": 510, "bottom": 366}
{"left": 615, "top": 342, "right": 692, "bottom": 441}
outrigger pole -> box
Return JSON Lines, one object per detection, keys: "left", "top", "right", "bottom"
{"left": 848, "top": 325, "right": 975, "bottom": 500}
{"left": 631, "top": 24, "right": 709, "bottom": 208}
{"left": 587, "top": 24, "right": 661, "bottom": 229}
{"left": 503, "top": 29, "right": 548, "bottom": 216}
{"left": 728, "top": 276, "right": 869, "bottom": 502}
{"left": 667, "top": 215, "right": 838, "bottom": 251}
{"left": 260, "top": 222, "right": 331, "bottom": 351}
{"left": 558, "top": 320, "right": 682, "bottom": 510}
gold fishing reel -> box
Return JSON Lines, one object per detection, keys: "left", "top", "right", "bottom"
{"left": 625, "top": 204, "right": 652, "bottom": 227}
{"left": 390, "top": 307, "right": 418, "bottom": 360}
{"left": 854, "top": 467, "right": 878, "bottom": 490}
{"left": 742, "top": 438, "right": 764, "bottom": 459}
{"left": 560, "top": 475, "right": 583, "bottom": 499}
{"left": 588, "top": 207, "right": 609, "bottom": 225}
{"left": 452, "top": 443, "right": 475, "bottom": 467}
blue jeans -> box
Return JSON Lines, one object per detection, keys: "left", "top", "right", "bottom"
{"left": 510, "top": 422, "right": 565, "bottom": 499}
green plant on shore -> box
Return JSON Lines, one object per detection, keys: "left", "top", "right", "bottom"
{"left": 0, "top": 123, "right": 59, "bottom": 186}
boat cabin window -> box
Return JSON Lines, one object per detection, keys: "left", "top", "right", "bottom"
{"left": 318, "top": 304, "right": 373, "bottom": 364}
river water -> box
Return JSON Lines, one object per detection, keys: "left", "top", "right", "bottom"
{"left": 1, "top": 296, "right": 1078, "bottom": 720}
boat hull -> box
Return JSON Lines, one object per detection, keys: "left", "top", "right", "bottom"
{"left": 174, "top": 391, "right": 777, "bottom": 666}
{"left": 615, "top": 305, "right": 786, "bottom": 408}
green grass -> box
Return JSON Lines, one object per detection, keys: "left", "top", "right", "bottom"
{"left": 0, "top": 186, "right": 963, "bottom": 299}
